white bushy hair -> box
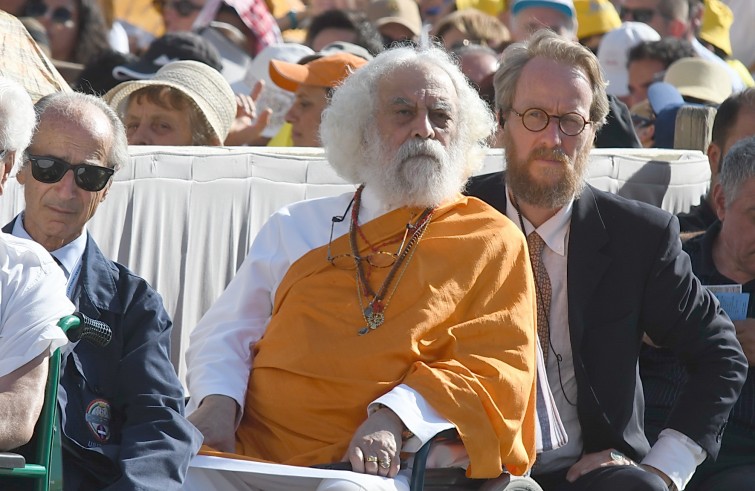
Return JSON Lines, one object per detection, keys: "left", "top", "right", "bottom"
{"left": 320, "top": 44, "right": 496, "bottom": 184}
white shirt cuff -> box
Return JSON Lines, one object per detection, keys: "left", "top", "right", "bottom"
{"left": 641, "top": 428, "right": 707, "bottom": 490}
{"left": 369, "top": 383, "right": 453, "bottom": 452}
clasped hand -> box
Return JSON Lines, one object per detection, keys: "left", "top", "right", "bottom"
{"left": 344, "top": 406, "right": 404, "bottom": 478}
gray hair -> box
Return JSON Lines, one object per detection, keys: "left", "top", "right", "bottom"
{"left": 720, "top": 135, "right": 755, "bottom": 207}
{"left": 494, "top": 29, "right": 609, "bottom": 131}
{"left": 30, "top": 91, "right": 129, "bottom": 172}
{"left": 0, "top": 77, "right": 36, "bottom": 168}
{"left": 321, "top": 44, "right": 496, "bottom": 182}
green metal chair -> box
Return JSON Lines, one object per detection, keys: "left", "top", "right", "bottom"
{"left": 0, "top": 315, "right": 82, "bottom": 490}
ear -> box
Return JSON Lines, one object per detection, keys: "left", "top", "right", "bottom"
{"left": 100, "top": 180, "right": 112, "bottom": 202}
{"left": 707, "top": 142, "right": 722, "bottom": 175}
{"left": 712, "top": 182, "right": 726, "bottom": 221}
{"left": 667, "top": 19, "right": 688, "bottom": 38}
{"left": 16, "top": 159, "right": 28, "bottom": 185}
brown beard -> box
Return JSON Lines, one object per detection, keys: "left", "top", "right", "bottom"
{"left": 503, "top": 131, "right": 589, "bottom": 209}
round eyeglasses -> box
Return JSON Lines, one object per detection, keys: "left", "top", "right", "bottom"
{"left": 507, "top": 108, "right": 593, "bottom": 136}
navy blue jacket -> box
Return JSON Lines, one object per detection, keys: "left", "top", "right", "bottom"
{"left": 4, "top": 219, "right": 202, "bottom": 490}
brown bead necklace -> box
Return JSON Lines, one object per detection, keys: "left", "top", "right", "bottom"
{"left": 349, "top": 185, "right": 434, "bottom": 335}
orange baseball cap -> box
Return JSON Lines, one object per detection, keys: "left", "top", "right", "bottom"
{"left": 269, "top": 52, "right": 369, "bottom": 93}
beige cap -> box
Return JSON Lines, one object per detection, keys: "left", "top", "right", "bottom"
{"left": 367, "top": 0, "right": 423, "bottom": 37}
{"left": 104, "top": 60, "right": 236, "bottom": 143}
{"left": 663, "top": 57, "right": 732, "bottom": 105}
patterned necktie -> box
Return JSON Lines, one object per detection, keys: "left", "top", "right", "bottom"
{"left": 527, "top": 232, "right": 552, "bottom": 363}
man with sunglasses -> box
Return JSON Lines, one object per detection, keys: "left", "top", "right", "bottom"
{"left": 0, "top": 76, "right": 74, "bottom": 453}
{"left": 466, "top": 30, "right": 747, "bottom": 491}
{"left": 4, "top": 91, "right": 202, "bottom": 490}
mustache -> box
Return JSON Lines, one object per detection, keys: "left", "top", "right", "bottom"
{"left": 528, "top": 146, "right": 569, "bottom": 164}
{"left": 396, "top": 138, "right": 446, "bottom": 163}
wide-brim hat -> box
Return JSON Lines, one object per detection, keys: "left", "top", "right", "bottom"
{"left": 367, "top": 0, "right": 423, "bottom": 37}
{"left": 700, "top": 0, "right": 733, "bottom": 56}
{"left": 663, "top": 57, "right": 732, "bottom": 105}
{"left": 269, "top": 52, "right": 368, "bottom": 92}
{"left": 104, "top": 60, "right": 236, "bottom": 143}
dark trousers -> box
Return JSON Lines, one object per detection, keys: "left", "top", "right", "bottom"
{"left": 533, "top": 465, "right": 668, "bottom": 491}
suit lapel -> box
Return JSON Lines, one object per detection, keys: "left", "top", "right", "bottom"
{"left": 567, "top": 186, "right": 611, "bottom": 350}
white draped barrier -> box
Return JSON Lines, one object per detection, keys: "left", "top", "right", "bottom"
{"left": 0, "top": 146, "right": 711, "bottom": 387}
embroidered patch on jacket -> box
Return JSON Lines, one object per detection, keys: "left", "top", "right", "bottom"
{"left": 85, "top": 399, "right": 111, "bottom": 443}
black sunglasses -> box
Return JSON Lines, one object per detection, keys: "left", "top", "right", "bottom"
{"left": 619, "top": 6, "right": 660, "bottom": 24}
{"left": 28, "top": 155, "right": 114, "bottom": 192}
{"left": 24, "top": 1, "right": 74, "bottom": 25}
{"left": 153, "top": 0, "right": 204, "bottom": 17}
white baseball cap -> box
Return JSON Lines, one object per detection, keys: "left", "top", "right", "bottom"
{"left": 597, "top": 21, "right": 660, "bottom": 98}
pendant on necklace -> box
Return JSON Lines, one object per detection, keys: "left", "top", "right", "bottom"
{"left": 358, "top": 303, "right": 385, "bottom": 335}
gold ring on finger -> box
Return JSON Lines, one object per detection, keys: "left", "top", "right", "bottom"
{"left": 365, "top": 456, "right": 378, "bottom": 463}
{"left": 379, "top": 459, "right": 391, "bottom": 469}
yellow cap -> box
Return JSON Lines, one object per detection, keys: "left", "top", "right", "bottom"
{"left": 455, "top": 0, "right": 505, "bottom": 17}
{"left": 575, "top": 0, "right": 621, "bottom": 40}
{"left": 700, "top": 0, "right": 733, "bottom": 56}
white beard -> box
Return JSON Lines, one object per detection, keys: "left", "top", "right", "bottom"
{"left": 359, "top": 134, "right": 467, "bottom": 209}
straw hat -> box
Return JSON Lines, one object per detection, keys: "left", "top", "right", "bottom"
{"left": 663, "top": 57, "right": 732, "bottom": 105}
{"left": 104, "top": 60, "right": 236, "bottom": 143}
{"left": 269, "top": 53, "right": 368, "bottom": 93}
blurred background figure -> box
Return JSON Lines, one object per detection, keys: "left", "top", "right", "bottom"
{"left": 367, "top": 0, "right": 423, "bottom": 48}
{"left": 509, "top": 0, "right": 576, "bottom": 41}
{"left": 105, "top": 60, "right": 236, "bottom": 146}
{"left": 574, "top": 0, "right": 620, "bottom": 53}
{"left": 433, "top": 7, "right": 510, "bottom": 50}
{"left": 451, "top": 42, "right": 499, "bottom": 108}
{"left": 624, "top": 37, "right": 695, "bottom": 109}
{"left": 305, "top": 8, "right": 384, "bottom": 54}
{"left": 269, "top": 52, "right": 368, "bottom": 147}
{"left": 233, "top": 42, "right": 314, "bottom": 146}
{"left": 698, "top": 0, "right": 754, "bottom": 88}
{"left": 722, "top": 0, "right": 755, "bottom": 77}
{"left": 597, "top": 21, "right": 660, "bottom": 107}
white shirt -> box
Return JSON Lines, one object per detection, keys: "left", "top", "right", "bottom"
{"left": 504, "top": 192, "right": 704, "bottom": 490}
{"left": 0, "top": 232, "right": 72, "bottom": 378}
{"left": 722, "top": 0, "right": 755, "bottom": 70}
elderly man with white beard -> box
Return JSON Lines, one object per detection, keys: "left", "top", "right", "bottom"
{"left": 184, "top": 45, "right": 541, "bottom": 490}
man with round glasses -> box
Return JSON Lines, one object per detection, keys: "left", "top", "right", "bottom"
{"left": 185, "top": 45, "right": 543, "bottom": 490}
{"left": 466, "top": 29, "right": 746, "bottom": 491}
{"left": 4, "top": 91, "right": 202, "bottom": 490}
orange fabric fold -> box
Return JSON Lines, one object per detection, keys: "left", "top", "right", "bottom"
{"left": 235, "top": 195, "right": 538, "bottom": 478}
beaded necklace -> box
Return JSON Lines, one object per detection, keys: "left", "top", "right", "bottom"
{"left": 349, "top": 185, "right": 434, "bottom": 335}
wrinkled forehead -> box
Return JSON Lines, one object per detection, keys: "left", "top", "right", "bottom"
{"left": 377, "top": 63, "right": 460, "bottom": 111}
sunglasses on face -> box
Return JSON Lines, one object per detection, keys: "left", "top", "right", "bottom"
{"left": 24, "top": 1, "right": 74, "bottom": 25}
{"left": 28, "top": 155, "right": 114, "bottom": 192}
{"left": 153, "top": 0, "right": 204, "bottom": 17}
{"left": 619, "top": 6, "right": 660, "bottom": 24}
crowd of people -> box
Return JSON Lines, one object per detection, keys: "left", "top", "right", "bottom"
{"left": 0, "top": 0, "right": 753, "bottom": 490}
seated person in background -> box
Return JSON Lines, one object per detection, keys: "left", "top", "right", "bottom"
{"left": 104, "top": 60, "right": 237, "bottom": 146}
{"left": 367, "top": 0, "right": 423, "bottom": 48}
{"left": 641, "top": 136, "right": 755, "bottom": 490}
{"left": 269, "top": 51, "right": 368, "bottom": 147}
{"left": 0, "top": 76, "right": 72, "bottom": 452}
{"left": 305, "top": 8, "right": 384, "bottom": 55}
{"left": 466, "top": 29, "right": 747, "bottom": 491}
{"left": 5, "top": 91, "right": 201, "bottom": 489}
{"left": 677, "top": 88, "right": 755, "bottom": 233}
{"left": 433, "top": 8, "right": 511, "bottom": 51}
{"left": 185, "top": 45, "right": 540, "bottom": 489}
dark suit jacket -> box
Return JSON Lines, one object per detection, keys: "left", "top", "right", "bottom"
{"left": 4, "top": 218, "right": 202, "bottom": 490}
{"left": 466, "top": 172, "right": 747, "bottom": 463}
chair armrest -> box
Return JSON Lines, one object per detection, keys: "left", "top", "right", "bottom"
{"left": 0, "top": 452, "right": 26, "bottom": 469}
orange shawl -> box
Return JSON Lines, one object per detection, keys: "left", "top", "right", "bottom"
{"left": 234, "top": 195, "right": 538, "bottom": 477}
